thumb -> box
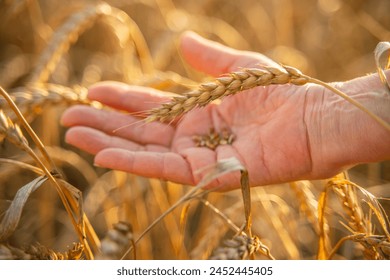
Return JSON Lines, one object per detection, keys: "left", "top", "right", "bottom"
{"left": 179, "top": 31, "right": 279, "bottom": 76}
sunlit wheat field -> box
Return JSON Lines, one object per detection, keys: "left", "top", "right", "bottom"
{"left": 0, "top": 0, "right": 389, "bottom": 260}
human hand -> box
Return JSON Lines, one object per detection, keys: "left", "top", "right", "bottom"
{"left": 61, "top": 31, "right": 390, "bottom": 191}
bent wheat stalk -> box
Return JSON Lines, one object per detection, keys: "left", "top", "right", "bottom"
{"left": 145, "top": 65, "right": 390, "bottom": 131}
{"left": 0, "top": 87, "right": 94, "bottom": 259}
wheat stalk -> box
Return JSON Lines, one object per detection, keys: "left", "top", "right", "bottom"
{"left": 0, "top": 87, "right": 97, "bottom": 259}
{"left": 145, "top": 65, "right": 390, "bottom": 131}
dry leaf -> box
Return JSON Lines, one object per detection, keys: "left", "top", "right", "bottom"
{"left": 240, "top": 170, "right": 252, "bottom": 235}
{"left": 0, "top": 175, "right": 48, "bottom": 241}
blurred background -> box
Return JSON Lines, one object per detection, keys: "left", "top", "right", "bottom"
{"left": 0, "top": 0, "right": 389, "bottom": 260}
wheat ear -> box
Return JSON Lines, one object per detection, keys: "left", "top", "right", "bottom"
{"left": 1, "top": 83, "right": 92, "bottom": 122}
{"left": 145, "top": 65, "right": 307, "bottom": 122}
{"left": 145, "top": 65, "right": 390, "bottom": 131}
{"left": 209, "top": 234, "right": 274, "bottom": 260}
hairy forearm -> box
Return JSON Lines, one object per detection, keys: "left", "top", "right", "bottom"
{"left": 305, "top": 70, "right": 390, "bottom": 176}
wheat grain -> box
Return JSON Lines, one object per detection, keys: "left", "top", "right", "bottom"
{"left": 192, "top": 127, "right": 235, "bottom": 150}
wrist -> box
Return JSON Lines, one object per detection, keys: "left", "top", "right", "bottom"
{"left": 305, "top": 70, "right": 390, "bottom": 177}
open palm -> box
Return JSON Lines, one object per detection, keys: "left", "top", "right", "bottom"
{"left": 62, "top": 32, "right": 328, "bottom": 191}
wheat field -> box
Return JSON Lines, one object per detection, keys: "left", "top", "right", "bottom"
{"left": 0, "top": 0, "right": 389, "bottom": 260}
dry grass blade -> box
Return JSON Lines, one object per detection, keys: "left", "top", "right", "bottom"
{"left": 1, "top": 87, "right": 96, "bottom": 259}
{"left": 57, "top": 179, "right": 100, "bottom": 255}
{"left": 374, "top": 41, "right": 390, "bottom": 92}
{"left": 0, "top": 158, "right": 43, "bottom": 175}
{"left": 0, "top": 175, "right": 48, "bottom": 241}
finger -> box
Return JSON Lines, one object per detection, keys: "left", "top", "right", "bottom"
{"left": 61, "top": 105, "right": 175, "bottom": 146}
{"left": 65, "top": 126, "right": 170, "bottom": 155}
{"left": 180, "top": 31, "right": 280, "bottom": 76}
{"left": 88, "top": 81, "right": 173, "bottom": 113}
{"left": 94, "top": 148, "right": 194, "bottom": 185}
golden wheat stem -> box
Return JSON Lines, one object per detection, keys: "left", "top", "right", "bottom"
{"left": 199, "top": 198, "right": 241, "bottom": 233}
{"left": 0, "top": 158, "right": 44, "bottom": 174}
{"left": 0, "top": 87, "right": 93, "bottom": 259}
